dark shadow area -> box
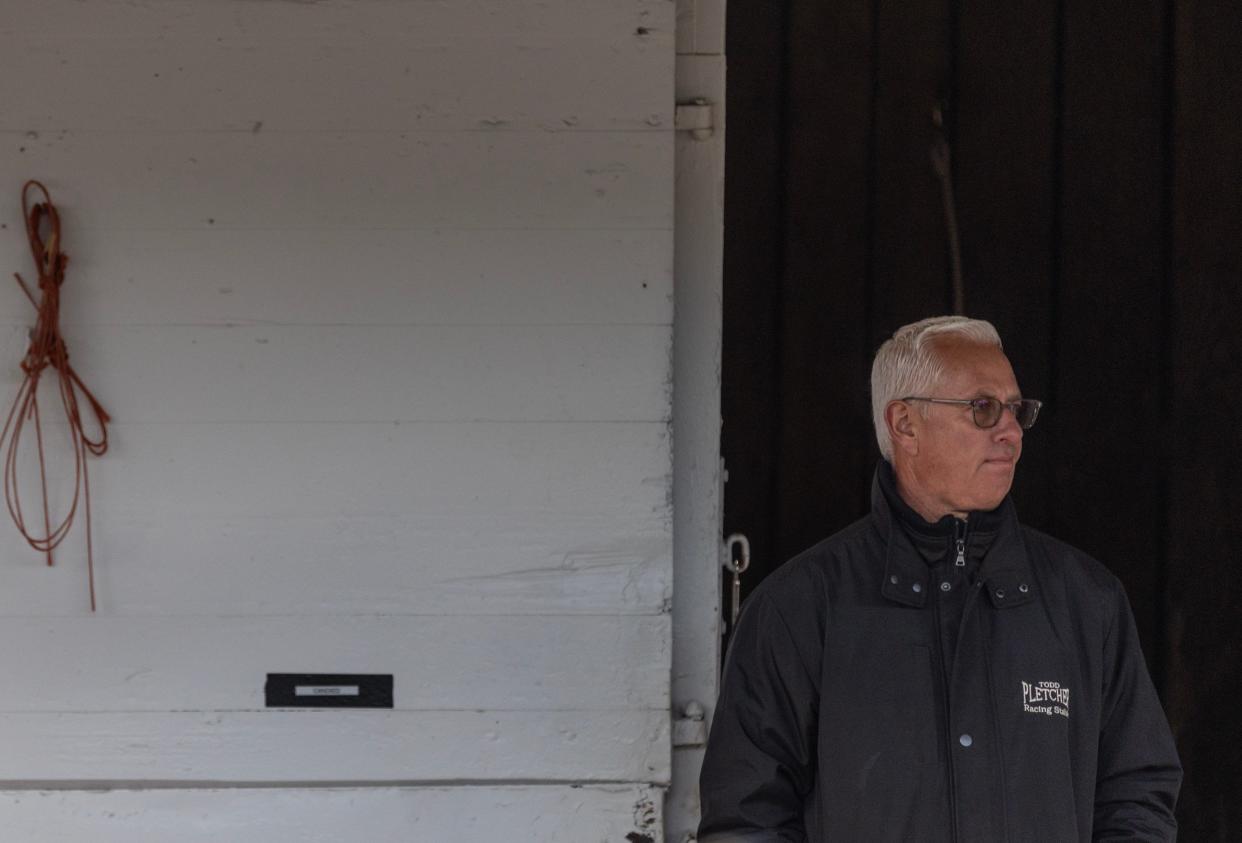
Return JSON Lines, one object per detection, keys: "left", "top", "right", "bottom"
{"left": 722, "top": 1, "right": 1241, "bottom": 837}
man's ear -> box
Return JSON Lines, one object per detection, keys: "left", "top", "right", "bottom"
{"left": 885, "top": 400, "right": 919, "bottom": 456}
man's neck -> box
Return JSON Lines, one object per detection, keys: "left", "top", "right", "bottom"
{"left": 893, "top": 465, "right": 968, "bottom": 524}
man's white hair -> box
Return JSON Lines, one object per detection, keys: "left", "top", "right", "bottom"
{"left": 870, "top": 316, "right": 1003, "bottom": 461}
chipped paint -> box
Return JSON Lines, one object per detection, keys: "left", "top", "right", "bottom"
{"left": 630, "top": 792, "right": 658, "bottom": 840}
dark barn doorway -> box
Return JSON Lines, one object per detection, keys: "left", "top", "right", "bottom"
{"left": 721, "top": 1, "right": 1241, "bottom": 837}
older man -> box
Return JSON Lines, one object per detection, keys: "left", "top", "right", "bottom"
{"left": 699, "top": 316, "right": 1181, "bottom": 841}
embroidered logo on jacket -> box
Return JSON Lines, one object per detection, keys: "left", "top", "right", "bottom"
{"left": 1021, "top": 680, "right": 1070, "bottom": 718}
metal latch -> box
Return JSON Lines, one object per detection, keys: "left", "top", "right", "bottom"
{"left": 673, "top": 700, "right": 707, "bottom": 747}
{"left": 722, "top": 533, "right": 751, "bottom": 632}
{"left": 675, "top": 98, "right": 714, "bottom": 140}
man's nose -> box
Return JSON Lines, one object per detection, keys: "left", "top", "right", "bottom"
{"left": 993, "top": 405, "right": 1024, "bottom": 441}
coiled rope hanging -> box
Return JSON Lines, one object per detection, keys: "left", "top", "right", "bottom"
{"left": 1, "top": 181, "right": 110, "bottom": 611}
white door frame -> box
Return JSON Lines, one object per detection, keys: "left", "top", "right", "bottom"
{"left": 670, "top": 0, "right": 726, "bottom": 838}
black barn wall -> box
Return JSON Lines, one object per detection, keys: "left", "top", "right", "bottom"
{"left": 721, "top": 1, "right": 1241, "bottom": 838}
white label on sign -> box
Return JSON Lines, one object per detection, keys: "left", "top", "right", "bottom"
{"left": 295, "top": 685, "right": 360, "bottom": 697}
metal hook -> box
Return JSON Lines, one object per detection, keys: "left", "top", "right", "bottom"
{"left": 724, "top": 533, "right": 750, "bottom": 575}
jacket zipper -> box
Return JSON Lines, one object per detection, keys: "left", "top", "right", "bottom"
{"left": 954, "top": 517, "right": 968, "bottom": 566}
{"left": 932, "top": 571, "right": 959, "bottom": 842}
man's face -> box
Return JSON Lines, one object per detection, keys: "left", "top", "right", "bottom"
{"left": 904, "top": 339, "right": 1024, "bottom": 516}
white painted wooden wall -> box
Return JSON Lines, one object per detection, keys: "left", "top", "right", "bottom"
{"left": 0, "top": 1, "right": 683, "bottom": 839}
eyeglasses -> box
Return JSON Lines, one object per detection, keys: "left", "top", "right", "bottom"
{"left": 901, "top": 396, "right": 1043, "bottom": 430}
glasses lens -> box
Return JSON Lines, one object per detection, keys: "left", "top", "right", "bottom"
{"left": 971, "top": 398, "right": 1003, "bottom": 428}
{"left": 1016, "top": 399, "right": 1042, "bottom": 429}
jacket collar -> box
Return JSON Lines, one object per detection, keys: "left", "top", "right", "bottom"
{"left": 872, "top": 461, "right": 1036, "bottom": 610}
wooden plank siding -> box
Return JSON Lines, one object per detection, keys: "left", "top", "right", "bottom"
{"left": 0, "top": 0, "right": 675, "bottom": 837}
{"left": 869, "top": 0, "right": 953, "bottom": 342}
{"left": 1, "top": 134, "right": 671, "bottom": 230}
{"left": 719, "top": 0, "right": 786, "bottom": 607}
{"left": 1050, "top": 0, "right": 1168, "bottom": 660}
{"left": 0, "top": 616, "right": 668, "bottom": 713}
{"left": 0, "top": 710, "right": 668, "bottom": 783}
{"left": 771, "top": 0, "right": 875, "bottom": 575}
{"left": 0, "top": 229, "right": 671, "bottom": 327}
{"left": 953, "top": 0, "right": 1057, "bottom": 530}
{"left": 1, "top": 423, "right": 670, "bottom": 616}
{"left": 0, "top": 0, "right": 673, "bottom": 133}
{"left": 1168, "top": 0, "right": 1242, "bottom": 836}
{"left": 0, "top": 785, "right": 665, "bottom": 842}
{"left": 723, "top": 0, "right": 1242, "bottom": 836}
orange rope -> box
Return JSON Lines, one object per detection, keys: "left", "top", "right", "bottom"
{"left": 1, "top": 181, "right": 110, "bottom": 611}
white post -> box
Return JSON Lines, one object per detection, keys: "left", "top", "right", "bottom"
{"left": 670, "top": 0, "right": 726, "bottom": 838}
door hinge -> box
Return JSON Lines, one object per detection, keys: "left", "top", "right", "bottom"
{"left": 675, "top": 98, "right": 715, "bottom": 140}
{"left": 673, "top": 700, "right": 708, "bottom": 747}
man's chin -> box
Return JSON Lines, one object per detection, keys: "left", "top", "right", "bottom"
{"left": 967, "top": 476, "right": 1014, "bottom": 512}
{"left": 985, "top": 482, "right": 1013, "bottom": 510}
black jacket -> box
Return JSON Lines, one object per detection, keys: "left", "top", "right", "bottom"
{"left": 699, "top": 463, "right": 1181, "bottom": 842}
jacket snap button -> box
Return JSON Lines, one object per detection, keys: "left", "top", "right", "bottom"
{"left": 1019, "top": 583, "right": 1029, "bottom": 593}
{"left": 911, "top": 583, "right": 922, "bottom": 593}
{"left": 995, "top": 589, "right": 1005, "bottom": 599}
{"left": 940, "top": 581, "right": 951, "bottom": 592}
{"left": 889, "top": 575, "right": 898, "bottom": 585}
{"left": 959, "top": 734, "right": 973, "bottom": 747}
